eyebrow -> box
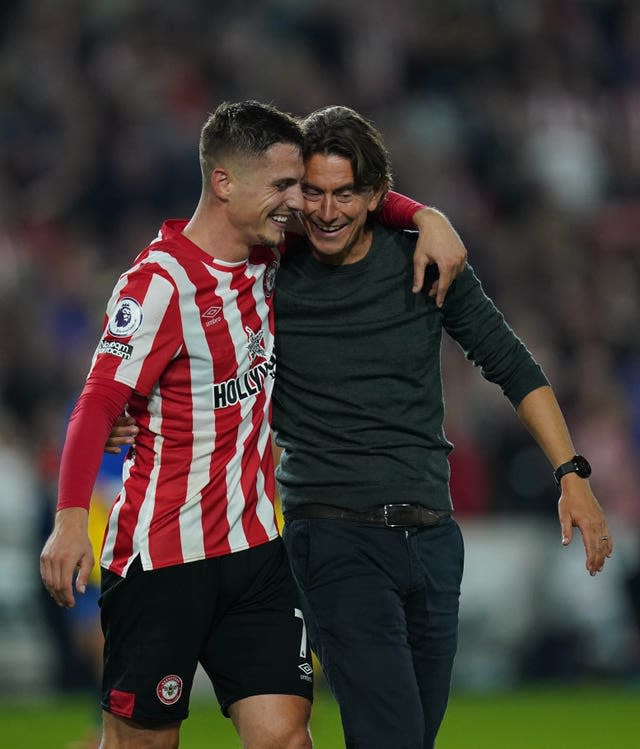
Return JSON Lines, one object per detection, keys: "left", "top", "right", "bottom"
{"left": 272, "top": 177, "right": 300, "bottom": 187}
{"left": 302, "top": 181, "right": 355, "bottom": 193}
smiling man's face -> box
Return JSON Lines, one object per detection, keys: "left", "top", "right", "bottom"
{"left": 300, "top": 153, "right": 383, "bottom": 265}
{"left": 227, "top": 142, "right": 304, "bottom": 249}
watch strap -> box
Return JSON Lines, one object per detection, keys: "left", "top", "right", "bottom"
{"left": 553, "top": 455, "right": 591, "bottom": 487}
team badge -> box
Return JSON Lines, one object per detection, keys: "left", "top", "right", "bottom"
{"left": 156, "top": 674, "right": 183, "bottom": 705}
{"left": 263, "top": 260, "right": 278, "bottom": 298}
{"left": 108, "top": 297, "right": 143, "bottom": 338}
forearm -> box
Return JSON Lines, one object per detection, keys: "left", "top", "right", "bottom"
{"left": 515, "top": 385, "right": 576, "bottom": 469}
{"left": 411, "top": 206, "right": 465, "bottom": 243}
{"left": 57, "top": 377, "right": 132, "bottom": 510}
{"left": 379, "top": 191, "right": 425, "bottom": 227}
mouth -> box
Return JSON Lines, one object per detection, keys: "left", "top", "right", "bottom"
{"left": 269, "top": 213, "right": 291, "bottom": 227}
{"left": 309, "top": 221, "right": 348, "bottom": 237}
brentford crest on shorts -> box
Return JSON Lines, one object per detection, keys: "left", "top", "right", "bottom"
{"left": 92, "top": 219, "right": 281, "bottom": 576}
{"left": 156, "top": 674, "right": 183, "bottom": 705}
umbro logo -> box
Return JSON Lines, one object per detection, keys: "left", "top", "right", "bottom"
{"left": 202, "top": 306, "right": 222, "bottom": 327}
{"left": 298, "top": 663, "right": 313, "bottom": 676}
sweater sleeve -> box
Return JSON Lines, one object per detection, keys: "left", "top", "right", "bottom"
{"left": 57, "top": 377, "right": 133, "bottom": 511}
{"left": 379, "top": 191, "right": 426, "bottom": 228}
{"left": 442, "top": 265, "right": 549, "bottom": 407}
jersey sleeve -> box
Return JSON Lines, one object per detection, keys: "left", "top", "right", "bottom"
{"left": 89, "top": 264, "right": 181, "bottom": 397}
{"left": 57, "top": 377, "right": 133, "bottom": 511}
{"left": 379, "top": 191, "right": 426, "bottom": 228}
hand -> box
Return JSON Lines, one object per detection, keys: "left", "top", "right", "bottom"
{"left": 40, "top": 508, "right": 93, "bottom": 608}
{"left": 558, "top": 476, "right": 612, "bottom": 576}
{"left": 411, "top": 207, "right": 467, "bottom": 305}
{"left": 105, "top": 414, "right": 138, "bottom": 454}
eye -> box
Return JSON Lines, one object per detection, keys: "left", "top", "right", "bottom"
{"left": 274, "top": 178, "right": 298, "bottom": 191}
{"left": 302, "top": 186, "right": 322, "bottom": 201}
{"left": 335, "top": 190, "right": 354, "bottom": 203}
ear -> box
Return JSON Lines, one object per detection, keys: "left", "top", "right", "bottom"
{"left": 367, "top": 187, "right": 385, "bottom": 213}
{"left": 211, "top": 167, "right": 232, "bottom": 200}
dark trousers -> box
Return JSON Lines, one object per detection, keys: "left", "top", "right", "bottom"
{"left": 283, "top": 516, "right": 464, "bottom": 749}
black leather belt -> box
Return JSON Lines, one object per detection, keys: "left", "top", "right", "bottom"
{"left": 284, "top": 503, "right": 451, "bottom": 528}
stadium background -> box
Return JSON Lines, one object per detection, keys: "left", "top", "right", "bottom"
{"left": 1, "top": 0, "right": 639, "bottom": 746}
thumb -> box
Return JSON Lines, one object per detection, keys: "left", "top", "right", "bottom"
{"left": 558, "top": 502, "right": 573, "bottom": 546}
{"left": 75, "top": 552, "right": 94, "bottom": 595}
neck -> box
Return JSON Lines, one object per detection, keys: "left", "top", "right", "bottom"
{"left": 183, "top": 198, "right": 251, "bottom": 263}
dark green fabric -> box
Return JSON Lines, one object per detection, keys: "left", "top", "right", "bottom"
{"left": 272, "top": 225, "right": 548, "bottom": 512}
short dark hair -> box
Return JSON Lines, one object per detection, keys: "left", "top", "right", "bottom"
{"left": 199, "top": 100, "right": 304, "bottom": 189}
{"left": 300, "top": 106, "right": 393, "bottom": 194}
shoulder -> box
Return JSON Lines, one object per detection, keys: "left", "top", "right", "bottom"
{"left": 279, "top": 235, "right": 312, "bottom": 268}
{"left": 372, "top": 223, "right": 418, "bottom": 251}
{"left": 250, "top": 244, "right": 283, "bottom": 265}
{"left": 112, "top": 245, "right": 183, "bottom": 313}
{"left": 369, "top": 224, "right": 418, "bottom": 269}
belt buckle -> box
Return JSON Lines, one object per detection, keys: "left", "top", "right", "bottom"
{"left": 383, "top": 503, "right": 412, "bottom": 528}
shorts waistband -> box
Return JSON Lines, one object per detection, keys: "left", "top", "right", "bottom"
{"left": 283, "top": 503, "right": 451, "bottom": 528}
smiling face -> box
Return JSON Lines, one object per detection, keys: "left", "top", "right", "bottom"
{"left": 300, "top": 152, "right": 384, "bottom": 265}
{"left": 227, "top": 142, "right": 305, "bottom": 248}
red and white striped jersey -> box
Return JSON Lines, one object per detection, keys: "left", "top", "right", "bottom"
{"left": 91, "top": 220, "right": 281, "bottom": 576}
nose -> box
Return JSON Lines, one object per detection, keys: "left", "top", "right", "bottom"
{"left": 285, "top": 183, "right": 304, "bottom": 211}
{"left": 318, "top": 195, "right": 338, "bottom": 222}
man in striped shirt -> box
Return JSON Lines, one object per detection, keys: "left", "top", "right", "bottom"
{"left": 40, "top": 101, "right": 314, "bottom": 749}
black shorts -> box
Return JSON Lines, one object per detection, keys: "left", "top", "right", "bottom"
{"left": 99, "top": 538, "right": 313, "bottom": 726}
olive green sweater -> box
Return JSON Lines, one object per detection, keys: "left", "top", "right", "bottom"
{"left": 272, "top": 225, "right": 548, "bottom": 512}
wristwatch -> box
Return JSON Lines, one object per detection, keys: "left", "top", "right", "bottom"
{"left": 553, "top": 455, "right": 592, "bottom": 487}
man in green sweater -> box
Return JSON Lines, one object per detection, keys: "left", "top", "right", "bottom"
{"left": 272, "top": 106, "right": 612, "bottom": 749}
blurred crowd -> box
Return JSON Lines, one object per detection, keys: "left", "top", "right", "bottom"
{"left": 1, "top": 0, "right": 639, "bottom": 690}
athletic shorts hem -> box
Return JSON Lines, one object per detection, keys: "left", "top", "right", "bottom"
{"left": 101, "top": 702, "right": 188, "bottom": 727}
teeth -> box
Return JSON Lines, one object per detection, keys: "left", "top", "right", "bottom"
{"left": 271, "top": 215, "right": 288, "bottom": 224}
{"left": 316, "top": 226, "right": 343, "bottom": 233}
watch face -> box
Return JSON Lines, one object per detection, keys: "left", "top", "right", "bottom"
{"left": 574, "top": 455, "right": 592, "bottom": 477}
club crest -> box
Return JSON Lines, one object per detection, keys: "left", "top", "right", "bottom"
{"left": 156, "top": 674, "right": 183, "bottom": 705}
{"left": 263, "top": 260, "right": 278, "bottom": 298}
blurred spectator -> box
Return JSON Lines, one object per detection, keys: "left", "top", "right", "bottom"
{"left": 1, "top": 0, "right": 638, "bottom": 690}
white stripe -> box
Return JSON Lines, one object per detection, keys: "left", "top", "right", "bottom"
{"left": 144, "top": 251, "right": 212, "bottom": 561}
{"left": 210, "top": 268, "right": 249, "bottom": 552}
{"left": 133, "top": 385, "right": 163, "bottom": 569}
{"left": 113, "top": 271, "right": 174, "bottom": 387}
{"left": 254, "top": 415, "right": 278, "bottom": 539}
{"left": 88, "top": 274, "right": 130, "bottom": 376}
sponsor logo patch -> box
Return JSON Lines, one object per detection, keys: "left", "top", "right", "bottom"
{"left": 108, "top": 297, "right": 143, "bottom": 338}
{"left": 156, "top": 674, "right": 183, "bottom": 705}
{"left": 245, "top": 326, "right": 267, "bottom": 362}
{"left": 98, "top": 338, "right": 133, "bottom": 360}
{"left": 298, "top": 663, "right": 313, "bottom": 682}
{"left": 202, "top": 305, "right": 222, "bottom": 327}
{"left": 212, "top": 353, "right": 276, "bottom": 410}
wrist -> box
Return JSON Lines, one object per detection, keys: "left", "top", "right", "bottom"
{"left": 553, "top": 455, "right": 591, "bottom": 488}
{"left": 55, "top": 506, "right": 89, "bottom": 526}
